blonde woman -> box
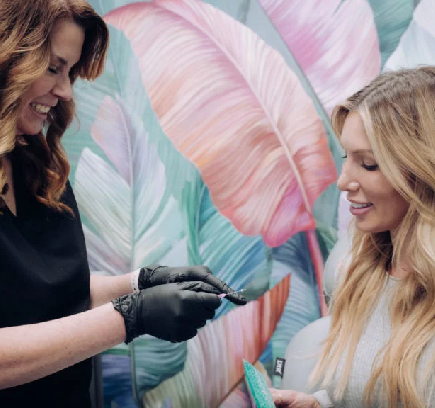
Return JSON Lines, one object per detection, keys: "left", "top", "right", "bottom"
{"left": 271, "top": 67, "right": 435, "bottom": 407}
{"left": 0, "top": 0, "right": 245, "bottom": 406}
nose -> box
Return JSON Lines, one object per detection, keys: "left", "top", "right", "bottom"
{"left": 337, "top": 161, "right": 359, "bottom": 193}
{"left": 52, "top": 73, "right": 72, "bottom": 101}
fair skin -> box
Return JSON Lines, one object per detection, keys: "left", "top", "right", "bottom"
{"left": 269, "top": 112, "right": 411, "bottom": 406}
{"left": 270, "top": 389, "right": 320, "bottom": 408}
{"left": 338, "top": 112, "right": 410, "bottom": 278}
{"left": 337, "top": 112, "right": 409, "bottom": 237}
{"left": 0, "top": 18, "right": 134, "bottom": 390}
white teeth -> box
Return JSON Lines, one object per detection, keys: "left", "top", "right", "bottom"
{"left": 351, "top": 203, "right": 372, "bottom": 209}
{"left": 30, "top": 103, "right": 51, "bottom": 114}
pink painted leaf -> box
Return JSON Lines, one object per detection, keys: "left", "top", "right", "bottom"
{"left": 259, "top": 0, "right": 381, "bottom": 115}
{"left": 133, "top": 275, "right": 290, "bottom": 408}
{"left": 105, "top": 0, "right": 337, "bottom": 247}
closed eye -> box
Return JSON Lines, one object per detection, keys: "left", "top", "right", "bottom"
{"left": 342, "top": 154, "right": 378, "bottom": 171}
{"left": 362, "top": 164, "right": 378, "bottom": 171}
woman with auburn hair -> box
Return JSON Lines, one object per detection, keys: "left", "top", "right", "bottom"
{"left": 270, "top": 66, "right": 435, "bottom": 408}
{"left": 0, "top": 0, "right": 245, "bottom": 406}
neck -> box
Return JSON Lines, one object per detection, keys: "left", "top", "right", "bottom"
{"left": 389, "top": 228, "right": 410, "bottom": 279}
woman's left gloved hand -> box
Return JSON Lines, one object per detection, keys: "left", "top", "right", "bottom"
{"left": 138, "top": 265, "right": 247, "bottom": 305}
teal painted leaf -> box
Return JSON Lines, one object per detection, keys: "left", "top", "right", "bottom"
{"left": 384, "top": 0, "right": 435, "bottom": 71}
{"left": 130, "top": 337, "right": 188, "bottom": 401}
{"left": 367, "top": 0, "right": 415, "bottom": 67}
{"left": 65, "top": 25, "right": 198, "bottom": 202}
{"left": 270, "top": 232, "right": 322, "bottom": 387}
{"left": 74, "top": 100, "right": 184, "bottom": 273}
{"left": 315, "top": 221, "right": 338, "bottom": 263}
{"left": 181, "top": 174, "right": 271, "bottom": 319}
{"left": 205, "top": 0, "right": 252, "bottom": 23}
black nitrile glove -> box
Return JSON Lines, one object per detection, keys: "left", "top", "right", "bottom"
{"left": 138, "top": 265, "right": 247, "bottom": 305}
{"left": 112, "top": 281, "right": 222, "bottom": 343}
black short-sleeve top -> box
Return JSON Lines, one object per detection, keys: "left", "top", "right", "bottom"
{"left": 0, "top": 150, "right": 92, "bottom": 407}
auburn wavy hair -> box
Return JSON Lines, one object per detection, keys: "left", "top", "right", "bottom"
{"left": 0, "top": 0, "right": 108, "bottom": 212}
{"left": 311, "top": 67, "right": 435, "bottom": 407}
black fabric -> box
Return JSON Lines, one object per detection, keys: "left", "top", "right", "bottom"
{"left": 0, "top": 150, "right": 92, "bottom": 407}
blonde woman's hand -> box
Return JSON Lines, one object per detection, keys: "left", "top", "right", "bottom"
{"left": 269, "top": 388, "right": 321, "bottom": 408}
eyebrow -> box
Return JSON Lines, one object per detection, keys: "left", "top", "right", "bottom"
{"left": 354, "top": 149, "right": 373, "bottom": 154}
{"left": 344, "top": 148, "right": 374, "bottom": 155}
{"left": 54, "top": 55, "right": 68, "bottom": 66}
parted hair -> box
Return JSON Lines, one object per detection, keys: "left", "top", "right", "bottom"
{"left": 0, "top": 0, "right": 108, "bottom": 212}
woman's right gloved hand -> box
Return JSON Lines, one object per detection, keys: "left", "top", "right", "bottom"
{"left": 112, "top": 281, "right": 222, "bottom": 343}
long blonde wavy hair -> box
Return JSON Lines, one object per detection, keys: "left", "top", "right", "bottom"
{"left": 311, "top": 67, "right": 435, "bottom": 407}
{"left": 0, "top": 0, "right": 108, "bottom": 212}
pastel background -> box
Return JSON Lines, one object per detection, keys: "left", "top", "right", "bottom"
{"left": 62, "top": 0, "right": 427, "bottom": 406}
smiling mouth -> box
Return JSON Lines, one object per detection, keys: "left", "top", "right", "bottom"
{"left": 30, "top": 103, "right": 51, "bottom": 115}
{"left": 350, "top": 203, "right": 373, "bottom": 209}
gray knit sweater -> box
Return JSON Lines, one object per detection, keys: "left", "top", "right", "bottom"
{"left": 313, "top": 276, "right": 435, "bottom": 407}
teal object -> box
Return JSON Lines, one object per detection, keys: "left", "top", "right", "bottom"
{"left": 368, "top": 0, "right": 415, "bottom": 67}
{"left": 244, "top": 360, "right": 275, "bottom": 408}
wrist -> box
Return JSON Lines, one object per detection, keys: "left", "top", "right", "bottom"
{"left": 130, "top": 268, "right": 141, "bottom": 293}
{"left": 112, "top": 293, "right": 140, "bottom": 344}
{"left": 311, "top": 390, "right": 333, "bottom": 408}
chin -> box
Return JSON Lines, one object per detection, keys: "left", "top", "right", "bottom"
{"left": 355, "top": 222, "right": 388, "bottom": 234}
{"left": 17, "top": 126, "right": 43, "bottom": 136}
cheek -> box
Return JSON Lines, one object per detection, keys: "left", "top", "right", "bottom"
{"left": 392, "top": 193, "right": 409, "bottom": 217}
{"left": 376, "top": 187, "right": 409, "bottom": 219}
{"left": 20, "top": 77, "right": 53, "bottom": 104}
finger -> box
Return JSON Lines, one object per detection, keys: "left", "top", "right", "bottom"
{"left": 178, "top": 288, "right": 222, "bottom": 316}
{"left": 269, "top": 388, "right": 284, "bottom": 405}
{"left": 224, "top": 291, "right": 247, "bottom": 305}
{"left": 166, "top": 266, "right": 211, "bottom": 283}
{"left": 177, "top": 281, "right": 221, "bottom": 296}
{"left": 194, "top": 269, "right": 247, "bottom": 305}
{"left": 269, "top": 389, "right": 297, "bottom": 406}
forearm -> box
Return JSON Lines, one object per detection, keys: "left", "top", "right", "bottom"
{"left": 0, "top": 303, "right": 125, "bottom": 389}
{"left": 90, "top": 273, "right": 133, "bottom": 308}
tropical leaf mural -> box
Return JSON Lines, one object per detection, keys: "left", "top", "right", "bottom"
{"left": 104, "top": 0, "right": 337, "bottom": 248}
{"left": 258, "top": 0, "right": 381, "bottom": 116}
{"left": 257, "top": 0, "right": 380, "bottom": 245}
{"left": 60, "top": 0, "right": 424, "bottom": 406}
{"left": 69, "top": 19, "right": 277, "bottom": 407}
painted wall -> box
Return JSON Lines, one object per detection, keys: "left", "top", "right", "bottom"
{"left": 62, "top": 0, "right": 428, "bottom": 406}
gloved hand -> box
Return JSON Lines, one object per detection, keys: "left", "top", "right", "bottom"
{"left": 112, "top": 281, "right": 222, "bottom": 343}
{"left": 138, "top": 265, "right": 247, "bottom": 305}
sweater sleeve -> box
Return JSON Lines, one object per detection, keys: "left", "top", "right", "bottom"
{"left": 312, "top": 389, "right": 334, "bottom": 407}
